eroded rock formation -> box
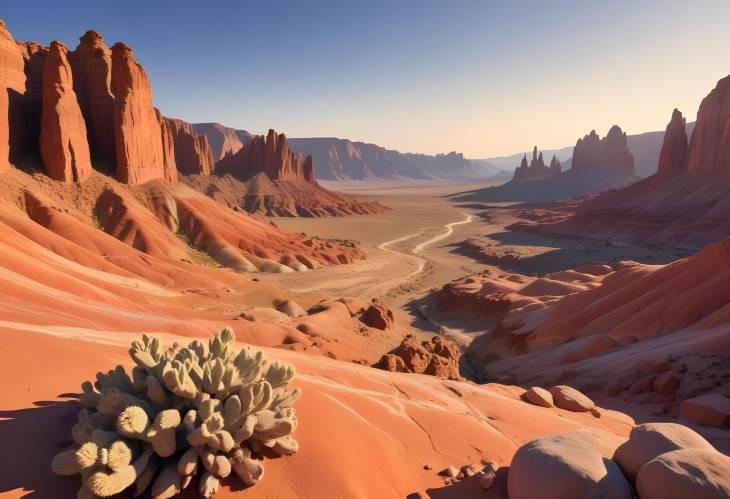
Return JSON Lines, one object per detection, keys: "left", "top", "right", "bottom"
{"left": 110, "top": 43, "right": 167, "bottom": 184}
{"left": 164, "top": 117, "right": 214, "bottom": 175}
{"left": 572, "top": 125, "right": 635, "bottom": 175}
{"left": 378, "top": 334, "right": 461, "bottom": 380}
{"left": 39, "top": 41, "right": 92, "bottom": 182}
{"left": 687, "top": 74, "right": 730, "bottom": 176}
{"left": 0, "top": 20, "right": 26, "bottom": 168}
{"left": 657, "top": 109, "right": 688, "bottom": 177}
{"left": 215, "top": 128, "right": 315, "bottom": 183}
{"left": 67, "top": 30, "right": 115, "bottom": 167}
{"left": 512, "top": 146, "right": 561, "bottom": 182}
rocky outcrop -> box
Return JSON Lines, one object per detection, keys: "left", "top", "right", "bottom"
{"left": 215, "top": 128, "right": 315, "bottom": 183}
{"left": 681, "top": 394, "right": 730, "bottom": 427}
{"left": 687, "top": 74, "right": 730, "bottom": 176}
{"left": 110, "top": 43, "right": 167, "bottom": 184}
{"left": 39, "top": 41, "right": 92, "bottom": 182}
{"left": 0, "top": 20, "right": 26, "bottom": 168}
{"left": 512, "top": 146, "right": 561, "bottom": 182}
{"left": 192, "top": 122, "right": 252, "bottom": 160}
{"left": 378, "top": 334, "right": 461, "bottom": 380}
{"left": 67, "top": 30, "right": 115, "bottom": 167}
{"left": 303, "top": 154, "right": 315, "bottom": 183}
{"left": 156, "top": 109, "right": 177, "bottom": 183}
{"left": 360, "top": 300, "right": 394, "bottom": 330}
{"left": 164, "top": 117, "right": 214, "bottom": 175}
{"left": 657, "top": 109, "right": 688, "bottom": 177}
{"left": 16, "top": 42, "right": 48, "bottom": 163}
{"left": 572, "top": 125, "right": 635, "bottom": 175}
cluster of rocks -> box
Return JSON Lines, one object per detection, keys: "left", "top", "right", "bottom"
{"left": 571, "top": 125, "right": 635, "bottom": 175}
{"left": 435, "top": 461, "right": 497, "bottom": 490}
{"left": 523, "top": 385, "right": 601, "bottom": 416}
{"left": 378, "top": 334, "right": 461, "bottom": 380}
{"left": 509, "top": 422, "right": 730, "bottom": 499}
{"left": 512, "top": 146, "right": 561, "bottom": 183}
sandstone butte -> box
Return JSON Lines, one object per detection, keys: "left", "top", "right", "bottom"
{"left": 39, "top": 40, "right": 92, "bottom": 182}
{"left": 511, "top": 146, "right": 561, "bottom": 183}
{"left": 571, "top": 125, "right": 635, "bottom": 175}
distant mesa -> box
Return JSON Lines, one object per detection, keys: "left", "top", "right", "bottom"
{"left": 572, "top": 125, "right": 635, "bottom": 176}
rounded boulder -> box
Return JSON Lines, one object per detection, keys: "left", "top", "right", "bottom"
{"left": 636, "top": 448, "right": 730, "bottom": 499}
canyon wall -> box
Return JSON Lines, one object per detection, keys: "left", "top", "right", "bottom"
{"left": 0, "top": 22, "right": 175, "bottom": 184}
{"left": 164, "top": 117, "right": 214, "bottom": 175}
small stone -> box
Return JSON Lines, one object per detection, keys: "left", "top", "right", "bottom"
{"left": 477, "top": 463, "right": 497, "bottom": 490}
{"left": 438, "top": 466, "right": 459, "bottom": 478}
{"left": 523, "top": 386, "right": 554, "bottom": 408}
{"left": 423, "top": 464, "right": 432, "bottom": 470}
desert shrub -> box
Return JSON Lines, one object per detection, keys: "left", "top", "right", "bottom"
{"left": 51, "top": 328, "right": 300, "bottom": 498}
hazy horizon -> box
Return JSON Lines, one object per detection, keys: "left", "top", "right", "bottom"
{"left": 4, "top": 0, "right": 729, "bottom": 158}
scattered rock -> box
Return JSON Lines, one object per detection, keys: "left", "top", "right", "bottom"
{"left": 549, "top": 385, "right": 595, "bottom": 412}
{"left": 438, "top": 466, "right": 459, "bottom": 478}
{"left": 422, "top": 464, "right": 432, "bottom": 471}
{"left": 636, "top": 448, "right": 730, "bottom": 499}
{"left": 681, "top": 393, "right": 730, "bottom": 427}
{"left": 477, "top": 463, "right": 497, "bottom": 490}
{"left": 522, "top": 386, "right": 554, "bottom": 408}
{"left": 653, "top": 371, "right": 681, "bottom": 395}
{"left": 614, "top": 422, "right": 716, "bottom": 479}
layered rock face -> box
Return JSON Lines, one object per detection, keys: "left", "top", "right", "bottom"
{"left": 657, "top": 109, "right": 688, "bottom": 177}
{"left": 512, "top": 146, "right": 561, "bottom": 182}
{"left": 110, "top": 43, "right": 168, "bottom": 184}
{"left": 164, "top": 117, "right": 214, "bottom": 175}
{"left": 192, "top": 122, "right": 252, "bottom": 160}
{"left": 215, "top": 128, "right": 315, "bottom": 183}
{"left": 687, "top": 74, "right": 730, "bottom": 176}
{"left": 67, "top": 30, "right": 116, "bottom": 167}
{"left": 39, "top": 41, "right": 92, "bottom": 182}
{"left": 156, "top": 109, "right": 177, "bottom": 183}
{"left": 572, "top": 125, "right": 635, "bottom": 175}
{"left": 0, "top": 20, "right": 26, "bottom": 168}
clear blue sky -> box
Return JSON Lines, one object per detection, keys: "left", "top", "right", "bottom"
{"left": 4, "top": 0, "right": 729, "bottom": 157}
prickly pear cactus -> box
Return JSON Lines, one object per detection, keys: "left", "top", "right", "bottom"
{"left": 52, "top": 328, "right": 300, "bottom": 497}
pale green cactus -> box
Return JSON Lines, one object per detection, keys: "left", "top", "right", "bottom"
{"left": 52, "top": 328, "right": 300, "bottom": 497}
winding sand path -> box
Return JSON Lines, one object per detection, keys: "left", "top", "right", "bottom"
{"left": 370, "top": 213, "right": 473, "bottom": 295}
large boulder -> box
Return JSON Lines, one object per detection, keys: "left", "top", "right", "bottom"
{"left": 614, "top": 422, "right": 716, "bottom": 480}
{"left": 522, "top": 386, "right": 553, "bottom": 408}
{"left": 681, "top": 393, "right": 730, "bottom": 427}
{"left": 508, "top": 432, "right": 632, "bottom": 499}
{"left": 39, "top": 41, "right": 92, "bottom": 182}
{"left": 549, "top": 385, "right": 595, "bottom": 412}
{"left": 636, "top": 448, "right": 730, "bottom": 499}
{"left": 360, "top": 300, "right": 394, "bottom": 330}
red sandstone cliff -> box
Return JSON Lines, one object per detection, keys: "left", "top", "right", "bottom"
{"left": 164, "top": 117, "right": 214, "bottom": 175}
{"left": 110, "top": 43, "right": 168, "bottom": 184}
{"left": 0, "top": 20, "right": 25, "bottom": 168}
{"left": 67, "top": 30, "right": 116, "bottom": 168}
{"left": 215, "top": 128, "right": 314, "bottom": 183}
{"left": 657, "top": 109, "right": 688, "bottom": 177}
{"left": 39, "top": 41, "right": 92, "bottom": 182}
{"left": 687, "top": 74, "right": 730, "bottom": 176}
